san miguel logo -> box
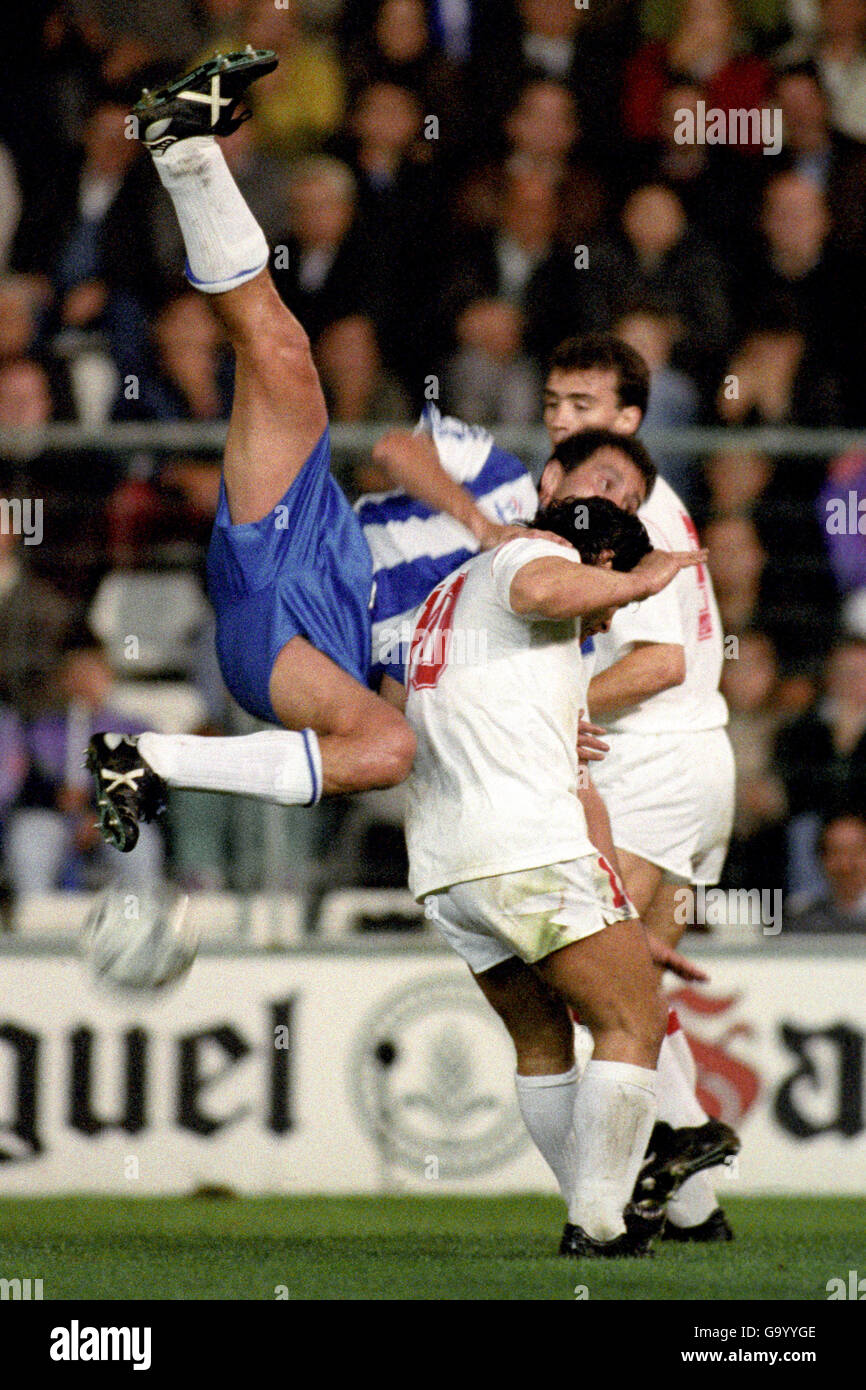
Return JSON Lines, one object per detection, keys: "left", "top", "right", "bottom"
{"left": 668, "top": 987, "right": 866, "bottom": 1141}
{"left": 349, "top": 974, "right": 530, "bottom": 1179}
{"left": 667, "top": 987, "right": 761, "bottom": 1127}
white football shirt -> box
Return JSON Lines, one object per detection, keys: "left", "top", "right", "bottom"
{"left": 404, "top": 537, "right": 596, "bottom": 898}
{"left": 590, "top": 476, "right": 728, "bottom": 734}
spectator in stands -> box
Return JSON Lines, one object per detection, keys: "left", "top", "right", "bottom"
{"left": 638, "top": 0, "right": 791, "bottom": 49}
{"left": 701, "top": 447, "right": 774, "bottom": 524}
{"left": 443, "top": 166, "right": 589, "bottom": 368}
{"left": 774, "top": 637, "right": 866, "bottom": 888}
{"left": 0, "top": 278, "right": 41, "bottom": 368}
{"left": 623, "top": 0, "right": 772, "bottom": 149}
{"left": 624, "top": 81, "right": 764, "bottom": 257}
{"left": 709, "top": 440, "right": 841, "bottom": 673}
{"left": 205, "top": 0, "right": 345, "bottom": 158}
{"left": 0, "top": 358, "right": 53, "bottom": 437}
{"left": 344, "top": 0, "right": 468, "bottom": 163}
{"left": 785, "top": 812, "right": 866, "bottom": 931}
{"left": 314, "top": 315, "right": 411, "bottom": 424}
{"left": 773, "top": 59, "right": 866, "bottom": 254}
{"left": 586, "top": 183, "right": 733, "bottom": 385}
{"left": 716, "top": 323, "right": 844, "bottom": 427}
{"left": 720, "top": 628, "right": 788, "bottom": 888}
{"left": 735, "top": 172, "right": 866, "bottom": 422}
{"left": 458, "top": 78, "right": 608, "bottom": 249}
{"left": 0, "top": 523, "right": 72, "bottom": 721}
{"left": 271, "top": 156, "right": 386, "bottom": 358}
{"left": 340, "top": 0, "right": 484, "bottom": 67}
{"left": 120, "top": 292, "right": 232, "bottom": 422}
{"left": 778, "top": 0, "right": 866, "bottom": 140}
{"left": 58, "top": 0, "right": 201, "bottom": 82}
{"left": 705, "top": 514, "right": 768, "bottom": 635}
{"left": 2, "top": 634, "right": 163, "bottom": 896}
{"left": 338, "top": 80, "right": 444, "bottom": 379}
{"left": 468, "top": 0, "right": 636, "bottom": 158}
{"left": 12, "top": 99, "right": 161, "bottom": 419}
{"left": 0, "top": 358, "right": 115, "bottom": 601}
{"left": 444, "top": 298, "right": 541, "bottom": 425}
{"left": 612, "top": 301, "right": 701, "bottom": 504}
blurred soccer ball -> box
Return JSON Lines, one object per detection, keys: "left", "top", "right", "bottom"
{"left": 82, "top": 888, "right": 198, "bottom": 993}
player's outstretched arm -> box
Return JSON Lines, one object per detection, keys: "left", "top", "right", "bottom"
{"left": 587, "top": 642, "right": 686, "bottom": 719}
{"left": 509, "top": 548, "right": 707, "bottom": 621}
{"left": 370, "top": 428, "right": 556, "bottom": 551}
{"left": 371, "top": 429, "right": 497, "bottom": 543}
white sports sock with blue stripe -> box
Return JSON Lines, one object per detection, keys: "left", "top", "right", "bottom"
{"left": 152, "top": 135, "right": 268, "bottom": 294}
{"left": 138, "top": 730, "right": 323, "bottom": 806}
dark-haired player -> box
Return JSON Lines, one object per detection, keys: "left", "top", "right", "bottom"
{"left": 376, "top": 335, "right": 740, "bottom": 1243}
{"left": 401, "top": 496, "right": 701, "bottom": 1256}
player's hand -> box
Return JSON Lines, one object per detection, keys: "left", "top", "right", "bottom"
{"left": 630, "top": 547, "right": 708, "bottom": 598}
{"left": 474, "top": 519, "right": 570, "bottom": 552}
{"left": 645, "top": 929, "right": 708, "bottom": 982}
{"left": 577, "top": 713, "right": 609, "bottom": 761}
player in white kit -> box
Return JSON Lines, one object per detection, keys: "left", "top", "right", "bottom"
{"left": 403, "top": 496, "right": 707, "bottom": 1256}
{"left": 379, "top": 334, "right": 740, "bottom": 1241}
{"left": 542, "top": 336, "right": 739, "bottom": 1240}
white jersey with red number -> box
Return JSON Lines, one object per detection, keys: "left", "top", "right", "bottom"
{"left": 403, "top": 537, "right": 596, "bottom": 899}
{"left": 590, "top": 476, "right": 728, "bottom": 734}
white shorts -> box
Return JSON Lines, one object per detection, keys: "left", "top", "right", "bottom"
{"left": 426, "top": 853, "right": 638, "bottom": 977}
{"left": 590, "top": 727, "right": 735, "bottom": 885}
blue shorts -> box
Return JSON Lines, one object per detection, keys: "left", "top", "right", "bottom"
{"left": 206, "top": 430, "right": 375, "bottom": 724}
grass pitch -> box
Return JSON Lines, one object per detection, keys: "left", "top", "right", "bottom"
{"left": 0, "top": 1195, "right": 863, "bottom": 1301}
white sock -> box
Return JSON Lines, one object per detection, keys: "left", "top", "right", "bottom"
{"left": 658, "top": 1018, "right": 720, "bottom": 1228}
{"left": 666, "top": 1017, "right": 700, "bottom": 1090}
{"left": 569, "top": 1059, "right": 657, "bottom": 1242}
{"left": 152, "top": 136, "right": 269, "bottom": 293}
{"left": 666, "top": 1170, "right": 720, "bottom": 1228}
{"left": 656, "top": 1028, "right": 707, "bottom": 1129}
{"left": 572, "top": 1021, "right": 595, "bottom": 1078}
{"left": 514, "top": 1066, "right": 579, "bottom": 1203}
{"left": 138, "top": 729, "right": 323, "bottom": 806}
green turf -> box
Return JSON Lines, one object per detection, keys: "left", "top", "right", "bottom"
{"left": 0, "top": 1195, "right": 863, "bottom": 1300}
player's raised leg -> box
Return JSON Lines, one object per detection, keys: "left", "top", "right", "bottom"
{"left": 88, "top": 51, "right": 416, "bottom": 850}
{"left": 135, "top": 50, "right": 328, "bottom": 520}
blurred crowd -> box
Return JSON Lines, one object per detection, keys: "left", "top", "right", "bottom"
{"left": 0, "top": 0, "right": 865, "bottom": 929}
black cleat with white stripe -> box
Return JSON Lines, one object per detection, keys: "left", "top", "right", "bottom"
{"left": 132, "top": 47, "right": 278, "bottom": 153}
{"left": 631, "top": 1118, "right": 741, "bottom": 1212}
{"left": 86, "top": 733, "right": 168, "bottom": 853}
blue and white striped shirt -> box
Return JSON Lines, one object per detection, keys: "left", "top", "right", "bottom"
{"left": 356, "top": 409, "right": 539, "bottom": 685}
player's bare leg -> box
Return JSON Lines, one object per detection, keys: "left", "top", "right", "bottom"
{"left": 492, "top": 919, "right": 664, "bottom": 1251}
{"left": 472, "top": 958, "right": 582, "bottom": 1239}
{"left": 535, "top": 918, "right": 665, "bottom": 1069}
{"left": 88, "top": 52, "right": 416, "bottom": 849}
{"left": 614, "top": 848, "right": 663, "bottom": 918}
